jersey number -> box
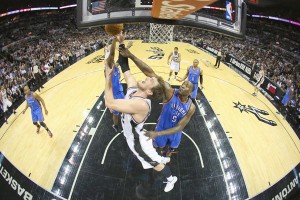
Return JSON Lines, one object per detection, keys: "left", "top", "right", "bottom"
{"left": 172, "top": 115, "right": 177, "bottom": 123}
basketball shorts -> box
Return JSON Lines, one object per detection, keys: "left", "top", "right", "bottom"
{"left": 31, "top": 108, "right": 44, "bottom": 122}
{"left": 170, "top": 61, "right": 180, "bottom": 72}
{"left": 153, "top": 131, "right": 182, "bottom": 149}
{"left": 124, "top": 130, "right": 164, "bottom": 169}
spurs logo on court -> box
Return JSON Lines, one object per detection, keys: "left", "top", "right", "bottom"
{"left": 233, "top": 102, "right": 277, "bottom": 126}
{"left": 146, "top": 47, "right": 165, "bottom": 60}
{"left": 186, "top": 49, "right": 199, "bottom": 54}
{"left": 86, "top": 55, "right": 105, "bottom": 64}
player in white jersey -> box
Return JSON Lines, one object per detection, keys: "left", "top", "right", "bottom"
{"left": 167, "top": 47, "right": 181, "bottom": 82}
{"left": 252, "top": 64, "right": 265, "bottom": 96}
{"left": 0, "top": 85, "right": 16, "bottom": 123}
{"left": 104, "top": 33, "right": 178, "bottom": 192}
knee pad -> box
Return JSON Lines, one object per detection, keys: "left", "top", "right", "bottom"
{"left": 33, "top": 122, "right": 39, "bottom": 126}
{"left": 175, "top": 72, "right": 178, "bottom": 75}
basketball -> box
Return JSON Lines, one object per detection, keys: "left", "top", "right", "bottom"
{"left": 105, "top": 24, "right": 123, "bottom": 36}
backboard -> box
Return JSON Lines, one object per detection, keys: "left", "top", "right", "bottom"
{"left": 77, "top": 0, "right": 247, "bottom": 39}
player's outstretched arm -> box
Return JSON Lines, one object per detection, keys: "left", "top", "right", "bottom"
{"left": 167, "top": 52, "right": 172, "bottom": 65}
{"left": 33, "top": 93, "right": 48, "bottom": 115}
{"left": 120, "top": 48, "right": 157, "bottom": 78}
{"left": 177, "top": 67, "right": 190, "bottom": 82}
{"left": 120, "top": 48, "right": 175, "bottom": 101}
{"left": 145, "top": 104, "right": 196, "bottom": 139}
{"left": 104, "top": 65, "right": 148, "bottom": 114}
{"left": 199, "top": 69, "right": 204, "bottom": 89}
{"left": 106, "top": 38, "right": 117, "bottom": 69}
{"left": 178, "top": 53, "right": 181, "bottom": 62}
{"left": 22, "top": 102, "right": 29, "bottom": 114}
{"left": 116, "top": 32, "right": 137, "bottom": 88}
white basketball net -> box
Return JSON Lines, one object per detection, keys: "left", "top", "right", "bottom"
{"left": 149, "top": 23, "right": 174, "bottom": 43}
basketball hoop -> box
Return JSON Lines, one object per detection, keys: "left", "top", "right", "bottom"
{"left": 149, "top": 23, "right": 174, "bottom": 43}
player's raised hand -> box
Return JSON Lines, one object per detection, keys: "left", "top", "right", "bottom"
{"left": 116, "top": 31, "right": 126, "bottom": 44}
{"left": 144, "top": 130, "right": 158, "bottom": 140}
{"left": 127, "top": 41, "right": 133, "bottom": 49}
{"left": 119, "top": 48, "right": 132, "bottom": 58}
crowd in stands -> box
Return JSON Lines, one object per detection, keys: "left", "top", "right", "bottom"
{"left": 0, "top": 8, "right": 299, "bottom": 131}
{"left": 0, "top": 9, "right": 108, "bottom": 125}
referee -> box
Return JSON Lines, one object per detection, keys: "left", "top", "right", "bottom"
{"left": 31, "top": 62, "right": 44, "bottom": 92}
{"left": 214, "top": 49, "right": 222, "bottom": 68}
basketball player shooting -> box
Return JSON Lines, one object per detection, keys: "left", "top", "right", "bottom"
{"left": 104, "top": 32, "right": 178, "bottom": 192}
{"left": 119, "top": 46, "right": 196, "bottom": 158}
{"left": 167, "top": 47, "right": 181, "bottom": 82}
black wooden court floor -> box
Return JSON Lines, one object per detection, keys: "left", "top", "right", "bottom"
{"left": 51, "top": 86, "right": 248, "bottom": 200}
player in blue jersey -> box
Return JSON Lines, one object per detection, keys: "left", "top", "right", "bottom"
{"left": 105, "top": 40, "right": 133, "bottom": 132}
{"left": 22, "top": 86, "right": 53, "bottom": 137}
{"left": 277, "top": 82, "right": 293, "bottom": 118}
{"left": 120, "top": 48, "right": 196, "bottom": 157}
{"left": 110, "top": 62, "right": 124, "bottom": 132}
{"left": 177, "top": 59, "right": 204, "bottom": 100}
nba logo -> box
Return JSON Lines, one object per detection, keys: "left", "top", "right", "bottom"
{"left": 226, "top": 1, "right": 233, "bottom": 21}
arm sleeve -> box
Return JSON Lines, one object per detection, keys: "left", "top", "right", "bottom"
{"left": 200, "top": 74, "right": 203, "bottom": 85}
{"left": 118, "top": 44, "right": 130, "bottom": 73}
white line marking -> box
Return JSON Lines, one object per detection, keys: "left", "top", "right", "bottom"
{"left": 68, "top": 107, "right": 107, "bottom": 200}
{"left": 100, "top": 122, "right": 205, "bottom": 169}
{"left": 182, "top": 131, "right": 204, "bottom": 168}
{"left": 89, "top": 128, "right": 96, "bottom": 136}
{"left": 50, "top": 98, "right": 103, "bottom": 190}
{"left": 101, "top": 132, "right": 122, "bottom": 164}
{"left": 196, "top": 100, "right": 232, "bottom": 200}
{"left": 144, "top": 123, "right": 204, "bottom": 168}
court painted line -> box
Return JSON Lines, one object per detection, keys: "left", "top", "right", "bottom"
{"left": 100, "top": 123, "right": 204, "bottom": 168}
{"left": 182, "top": 131, "right": 204, "bottom": 168}
{"left": 196, "top": 100, "right": 232, "bottom": 200}
{"left": 89, "top": 128, "right": 96, "bottom": 136}
{"left": 101, "top": 132, "right": 122, "bottom": 164}
{"left": 68, "top": 107, "right": 107, "bottom": 200}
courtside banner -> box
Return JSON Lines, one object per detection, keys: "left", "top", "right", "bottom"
{"left": 151, "top": 0, "right": 217, "bottom": 20}
{"left": 0, "top": 152, "right": 63, "bottom": 200}
{"left": 251, "top": 162, "right": 300, "bottom": 200}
